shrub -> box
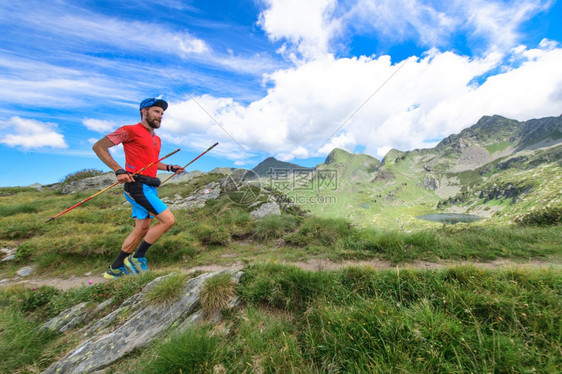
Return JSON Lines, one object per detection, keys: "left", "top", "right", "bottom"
{"left": 20, "top": 286, "right": 62, "bottom": 313}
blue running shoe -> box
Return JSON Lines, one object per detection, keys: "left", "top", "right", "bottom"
{"left": 104, "top": 266, "right": 130, "bottom": 279}
{"left": 124, "top": 256, "right": 148, "bottom": 274}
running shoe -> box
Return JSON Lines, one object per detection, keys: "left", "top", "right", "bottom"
{"left": 104, "top": 266, "right": 130, "bottom": 279}
{"left": 124, "top": 255, "right": 149, "bottom": 274}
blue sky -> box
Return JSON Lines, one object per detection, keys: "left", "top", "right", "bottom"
{"left": 1, "top": 0, "right": 561, "bottom": 187}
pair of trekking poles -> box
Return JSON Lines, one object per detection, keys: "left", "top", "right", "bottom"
{"left": 46, "top": 142, "right": 218, "bottom": 223}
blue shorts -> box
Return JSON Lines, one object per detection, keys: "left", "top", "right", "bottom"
{"left": 123, "top": 182, "right": 168, "bottom": 219}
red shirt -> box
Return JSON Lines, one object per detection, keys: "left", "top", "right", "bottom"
{"left": 106, "top": 123, "right": 161, "bottom": 177}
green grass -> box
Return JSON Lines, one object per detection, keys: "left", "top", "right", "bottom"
{"left": 139, "top": 326, "right": 220, "bottom": 374}
{"left": 116, "top": 264, "right": 562, "bottom": 373}
{"left": 200, "top": 272, "right": 236, "bottom": 316}
{"left": 486, "top": 141, "right": 511, "bottom": 154}
{"left": 143, "top": 272, "right": 188, "bottom": 306}
{"left": 0, "top": 182, "right": 560, "bottom": 279}
{"left": 232, "top": 264, "right": 562, "bottom": 373}
{"left": 2, "top": 263, "right": 560, "bottom": 373}
{"left": 0, "top": 307, "right": 59, "bottom": 372}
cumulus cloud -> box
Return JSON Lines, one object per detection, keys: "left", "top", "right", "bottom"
{"left": 159, "top": 42, "right": 562, "bottom": 161}
{"left": 258, "top": 0, "right": 340, "bottom": 60}
{"left": 82, "top": 118, "right": 118, "bottom": 133}
{"left": 0, "top": 117, "right": 68, "bottom": 149}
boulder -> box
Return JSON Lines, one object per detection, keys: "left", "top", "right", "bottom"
{"left": 250, "top": 202, "right": 281, "bottom": 219}
{"left": 41, "top": 302, "right": 90, "bottom": 333}
{"left": 17, "top": 266, "right": 34, "bottom": 277}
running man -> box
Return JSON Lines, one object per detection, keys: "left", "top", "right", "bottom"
{"left": 93, "top": 98, "right": 184, "bottom": 279}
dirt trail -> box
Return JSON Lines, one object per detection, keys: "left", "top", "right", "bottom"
{"left": 1, "top": 259, "right": 559, "bottom": 291}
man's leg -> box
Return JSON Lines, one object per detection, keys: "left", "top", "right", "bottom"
{"left": 124, "top": 210, "right": 175, "bottom": 274}
{"left": 143, "top": 208, "right": 175, "bottom": 244}
{"left": 122, "top": 218, "right": 152, "bottom": 253}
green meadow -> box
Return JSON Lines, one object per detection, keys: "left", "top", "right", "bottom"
{"left": 0, "top": 174, "right": 560, "bottom": 373}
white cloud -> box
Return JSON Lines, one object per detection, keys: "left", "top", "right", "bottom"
{"left": 0, "top": 117, "right": 67, "bottom": 149}
{"left": 258, "top": 0, "right": 340, "bottom": 60}
{"left": 259, "top": 0, "right": 554, "bottom": 59}
{"left": 156, "top": 43, "right": 562, "bottom": 163}
{"left": 82, "top": 118, "right": 118, "bottom": 133}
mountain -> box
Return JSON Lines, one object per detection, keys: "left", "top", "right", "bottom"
{"left": 252, "top": 157, "right": 310, "bottom": 177}
{"left": 317, "top": 148, "right": 380, "bottom": 183}
{"left": 272, "top": 114, "right": 562, "bottom": 227}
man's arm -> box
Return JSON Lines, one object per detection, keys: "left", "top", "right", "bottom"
{"left": 92, "top": 137, "right": 134, "bottom": 183}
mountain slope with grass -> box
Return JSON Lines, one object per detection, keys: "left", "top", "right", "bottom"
{"left": 276, "top": 114, "right": 561, "bottom": 227}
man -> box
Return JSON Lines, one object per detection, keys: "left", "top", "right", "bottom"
{"left": 93, "top": 98, "right": 185, "bottom": 279}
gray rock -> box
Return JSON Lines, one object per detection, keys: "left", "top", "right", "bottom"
{"left": 17, "top": 266, "right": 34, "bottom": 277}
{"left": 157, "top": 170, "right": 204, "bottom": 185}
{"left": 61, "top": 173, "right": 117, "bottom": 194}
{"left": 423, "top": 176, "right": 439, "bottom": 190}
{"left": 42, "top": 270, "right": 242, "bottom": 374}
{"left": 1, "top": 247, "right": 16, "bottom": 262}
{"left": 28, "top": 183, "right": 43, "bottom": 190}
{"left": 250, "top": 202, "right": 281, "bottom": 219}
{"left": 41, "top": 302, "right": 89, "bottom": 333}
{"left": 164, "top": 182, "right": 221, "bottom": 210}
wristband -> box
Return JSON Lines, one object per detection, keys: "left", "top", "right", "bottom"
{"left": 166, "top": 164, "right": 170, "bottom": 172}
{"left": 115, "top": 169, "right": 128, "bottom": 176}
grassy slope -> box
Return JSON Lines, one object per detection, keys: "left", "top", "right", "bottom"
{"left": 278, "top": 143, "right": 561, "bottom": 229}
{"left": 0, "top": 173, "right": 560, "bottom": 373}
{"left": 1, "top": 264, "right": 560, "bottom": 373}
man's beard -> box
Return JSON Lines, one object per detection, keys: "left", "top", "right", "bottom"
{"left": 147, "top": 117, "right": 161, "bottom": 129}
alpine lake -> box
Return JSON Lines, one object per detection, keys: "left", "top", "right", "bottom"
{"left": 416, "top": 213, "right": 483, "bottom": 224}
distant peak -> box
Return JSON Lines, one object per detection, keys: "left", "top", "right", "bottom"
{"left": 324, "top": 148, "right": 352, "bottom": 165}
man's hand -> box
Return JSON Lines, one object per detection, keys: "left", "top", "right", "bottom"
{"left": 115, "top": 169, "right": 135, "bottom": 183}
{"left": 169, "top": 165, "right": 185, "bottom": 174}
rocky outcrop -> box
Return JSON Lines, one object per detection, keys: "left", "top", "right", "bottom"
{"left": 42, "top": 270, "right": 242, "bottom": 374}
{"left": 161, "top": 182, "right": 221, "bottom": 210}
{"left": 60, "top": 173, "right": 116, "bottom": 194}
{"left": 250, "top": 202, "right": 281, "bottom": 219}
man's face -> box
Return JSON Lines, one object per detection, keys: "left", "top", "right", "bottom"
{"left": 143, "top": 106, "right": 164, "bottom": 129}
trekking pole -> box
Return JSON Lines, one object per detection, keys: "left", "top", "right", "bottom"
{"left": 46, "top": 148, "right": 181, "bottom": 223}
{"left": 160, "top": 142, "right": 219, "bottom": 186}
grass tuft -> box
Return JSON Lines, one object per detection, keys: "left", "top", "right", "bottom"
{"left": 140, "top": 327, "right": 220, "bottom": 374}
{"left": 200, "top": 272, "right": 236, "bottom": 317}
{"left": 253, "top": 214, "right": 299, "bottom": 242}
{"left": 143, "top": 272, "right": 187, "bottom": 306}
